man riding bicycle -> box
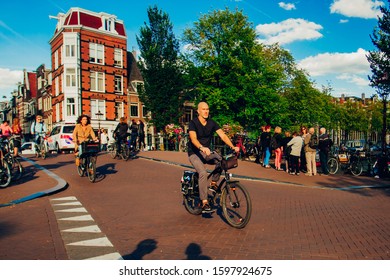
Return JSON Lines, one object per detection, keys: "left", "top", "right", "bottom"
{"left": 30, "top": 115, "right": 47, "bottom": 146}
{"left": 188, "top": 101, "right": 239, "bottom": 213}
{"left": 113, "top": 117, "right": 129, "bottom": 154}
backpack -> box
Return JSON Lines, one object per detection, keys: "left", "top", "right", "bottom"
{"left": 271, "top": 136, "right": 278, "bottom": 149}
{"left": 309, "top": 134, "right": 319, "bottom": 149}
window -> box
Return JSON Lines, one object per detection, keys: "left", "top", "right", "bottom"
{"left": 65, "top": 68, "right": 76, "bottom": 87}
{"left": 130, "top": 103, "right": 139, "bottom": 117}
{"left": 89, "top": 43, "right": 104, "bottom": 64}
{"left": 90, "top": 99, "right": 105, "bottom": 119}
{"left": 114, "top": 48, "right": 122, "bottom": 67}
{"left": 64, "top": 37, "right": 76, "bottom": 58}
{"left": 66, "top": 98, "right": 76, "bottom": 116}
{"left": 114, "top": 75, "right": 123, "bottom": 94}
{"left": 115, "top": 102, "right": 124, "bottom": 120}
{"left": 90, "top": 71, "right": 104, "bottom": 92}
{"left": 104, "top": 18, "right": 113, "bottom": 32}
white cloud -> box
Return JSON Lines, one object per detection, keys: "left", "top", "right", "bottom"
{"left": 0, "top": 68, "right": 23, "bottom": 92}
{"left": 256, "top": 18, "right": 323, "bottom": 45}
{"left": 298, "top": 48, "right": 371, "bottom": 87}
{"left": 278, "top": 2, "right": 296, "bottom": 11}
{"left": 330, "top": 0, "right": 383, "bottom": 19}
{"left": 339, "top": 19, "right": 349, "bottom": 23}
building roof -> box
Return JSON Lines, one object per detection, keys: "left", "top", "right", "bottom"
{"left": 53, "top": 7, "right": 126, "bottom": 37}
{"left": 127, "top": 51, "right": 143, "bottom": 83}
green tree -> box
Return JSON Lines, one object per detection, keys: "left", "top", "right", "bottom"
{"left": 183, "top": 8, "right": 285, "bottom": 129}
{"left": 136, "top": 5, "right": 184, "bottom": 131}
{"left": 367, "top": 0, "right": 390, "bottom": 150}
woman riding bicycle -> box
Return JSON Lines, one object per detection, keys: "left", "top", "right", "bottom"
{"left": 188, "top": 101, "right": 239, "bottom": 213}
{"left": 73, "top": 114, "right": 98, "bottom": 166}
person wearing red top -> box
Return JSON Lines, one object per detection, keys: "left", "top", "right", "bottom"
{"left": 0, "top": 120, "right": 12, "bottom": 138}
{"left": 11, "top": 118, "right": 23, "bottom": 156}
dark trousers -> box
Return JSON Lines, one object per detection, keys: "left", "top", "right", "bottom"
{"left": 319, "top": 150, "right": 329, "bottom": 174}
{"left": 290, "top": 155, "right": 300, "bottom": 174}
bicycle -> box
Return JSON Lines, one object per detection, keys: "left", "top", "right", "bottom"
{"left": 110, "top": 139, "right": 130, "bottom": 160}
{"left": 34, "top": 134, "right": 47, "bottom": 159}
{"left": 6, "top": 135, "right": 24, "bottom": 181}
{"left": 77, "top": 140, "right": 99, "bottom": 183}
{"left": 0, "top": 138, "right": 12, "bottom": 188}
{"left": 327, "top": 149, "right": 363, "bottom": 176}
{"left": 181, "top": 151, "right": 252, "bottom": 229}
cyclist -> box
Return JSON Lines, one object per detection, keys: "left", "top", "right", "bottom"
{"left": 11, "top": 118, "right": 23, "bottom": 157}
{"left": 188, "top": 101, "right": 239, "bottom": 213}
{"left": 113, "top": 117, "right": 128, "bottom": 154}
{"left": 30, "top": 115, "right": 47, "bottom": 148}
{"left": 72, "top": 114, "right": 98, "bottom": 166}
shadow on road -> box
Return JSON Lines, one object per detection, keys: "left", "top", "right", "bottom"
{"left": 122, "top": 239, "right": 158, "bottom": 260}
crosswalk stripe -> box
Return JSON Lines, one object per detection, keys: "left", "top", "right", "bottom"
{"left": 50, "top": 196, "right": 122, "bottom": 260}
{"left": 62, "top": 225, "right": 102, "bottom": 233}
{"left": 51, "top": 196, "right": 77, "bottom": 201}
{"left": 59, "top": 214, "right": 94, "bottom": 221}
{"left": 85, "top": 252, "right": 123, "bottom": 260}
{"left": 56, "top": 207, "right": 88, "bottom": 213}
{"left": 67, "top": 237, "right": 114, "bottom": 247}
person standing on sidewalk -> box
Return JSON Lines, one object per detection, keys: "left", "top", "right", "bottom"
{"left": 287, "top": 131, "right": 303, "bottom": 175}
{"left": 188, "top": 101, "right": 239, "bottom": 213}
{"left": 261, "top": 125, "right": 272, "bottom": 168}
{"left": 318, "top": 127, "right": 332, "bottom": 176}
{"left": 304, "top": 127, "right": 317, "bottom": 176}
{"left": 271, "top": 126, "right": 283, "bottom": 171}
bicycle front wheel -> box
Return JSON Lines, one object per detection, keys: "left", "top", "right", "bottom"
{"left": 86, "top": 156, "right": 97, "bottom": 183}
{"left": 121, "top": 145, "right": 130, "bottom": 161}
{"left": 0, "top": 162, "right": 12, "bottom": 188}
{"left": 327, "top": 157, "right": 339, "bottom": 175}
{"left": 221, "top": 182, "right": 252, "bottom": 229}
{"left": 350, "top": 160, "right": 363, "bottom": 176}
{"left": 110, "top": 146, "right": 117, "bottom": 159}
{"left": 77, "top": 158, "right": 84, "bottom": 177}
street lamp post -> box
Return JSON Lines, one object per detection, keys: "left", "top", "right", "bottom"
{"left": 96, "top": 111, "right": 103, "bottom": 151}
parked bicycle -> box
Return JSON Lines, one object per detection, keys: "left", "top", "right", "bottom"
{"left": 110, "top": 139, "right": 130, "bottom": 160}
{"left": 181, "top": 151, "right": 252, "bottom": 229}
{"left": 327, "top": 149, "right": 363, "bottom": 176}
{"left": 77, "top": 140, "right": 99, "bottom": 183}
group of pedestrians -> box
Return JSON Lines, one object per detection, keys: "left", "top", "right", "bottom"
{"left": 254, "top": 125, "right": 333, "bottom": 176}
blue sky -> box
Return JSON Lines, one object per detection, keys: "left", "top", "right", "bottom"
{"left": 0, "top": 0, "right": 386, "bottom": 99}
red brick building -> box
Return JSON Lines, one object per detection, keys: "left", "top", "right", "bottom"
{"left": 49, "top": 8, "right": 128, "bottom": 133}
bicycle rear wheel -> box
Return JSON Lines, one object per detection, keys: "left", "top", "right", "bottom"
{"left": 0, "top": 162, "right": 12, "bottom": 188}
{"left": 327, "top": 157, "right": 339, "bottom": 175}
{"left": 11, "top": 156, "right": 23, "bottom": 181}
{"left": 350, "top": 160, "right": 363, "bottom": 176}
{"left": 183, "top": 194, "right": 202, "bottom": 215}
{"left": 221, "top": 182, "right": 251, "bottom": 229}
{"left": 86, "top": 156, "right": 97, "bottom": 183}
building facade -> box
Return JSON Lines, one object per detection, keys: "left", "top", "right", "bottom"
{"left": 49, "top": 8, "right": 128, "bottom": 134}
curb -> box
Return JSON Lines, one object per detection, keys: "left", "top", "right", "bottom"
{"left": 0, "top": 157, "right": 68, "bottom": 208}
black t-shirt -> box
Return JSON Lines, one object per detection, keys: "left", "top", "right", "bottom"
{"left": 187, "top": 117, "right": 220, "bottom": 156}
{"left": 114, "top": 123, "right": 128, "bottom": 138}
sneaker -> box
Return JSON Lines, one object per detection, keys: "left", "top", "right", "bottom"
{"left": 209, "top": 182, "right": 218, "bottom": 194}
{"left": 289, "top": 172, "right": 295, "bottom": 175}
{"left": 296, "top": 172, "right": 300, "bottom": 176}
{"left": 305, "top": 173, "right": 312, "bottom": 176}
{"left": 202, "top": 203, "right": 214, "bottom": 214}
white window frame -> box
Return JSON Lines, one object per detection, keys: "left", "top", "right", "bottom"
{"left": 114, "top": 48, "right": 122, "bottom": 67}
{"left": 91, "top": 99, "right": 106, "bottom": 120}
{"left": 90, "top": 71, "right": 105, "bottom": 92}
{"left": 65, "top": 68, "right": 76, "bottom": 87}
{"left": 115, "top": 101, "right": 124, "bottom": 120}
{"left": 130, "top": 103, "right": 139, "bottom": 117}
{"left": 114, "top": 75, "right": 123, "bottom": 94}
{"left": 66, "top": 97, "right": 76, "bottom": 117}
{"left": 89, "top": 43, "right": 104, "bottom": 64}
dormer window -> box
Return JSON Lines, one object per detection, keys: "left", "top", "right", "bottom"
{"left": 100, "top": 15, "right": 118, "bottom": 34}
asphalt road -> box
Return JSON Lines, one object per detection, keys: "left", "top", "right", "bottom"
{"left": 0, "top": 151, "right": 389, "bottom": 260}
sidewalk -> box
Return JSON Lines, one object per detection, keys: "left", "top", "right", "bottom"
{"left": 138, "top": 150, "right": 390, "bottom": 190}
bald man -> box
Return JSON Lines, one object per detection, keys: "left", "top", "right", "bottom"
{"left": 188, "top": 102, "right": 239, "bottom": 213}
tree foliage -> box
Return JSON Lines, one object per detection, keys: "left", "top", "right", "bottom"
{"left": 136, "top": 5, "right": 184, "bottom": 131}
{"left": 367, "top": 0, "right": 390, "bottom": 148}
